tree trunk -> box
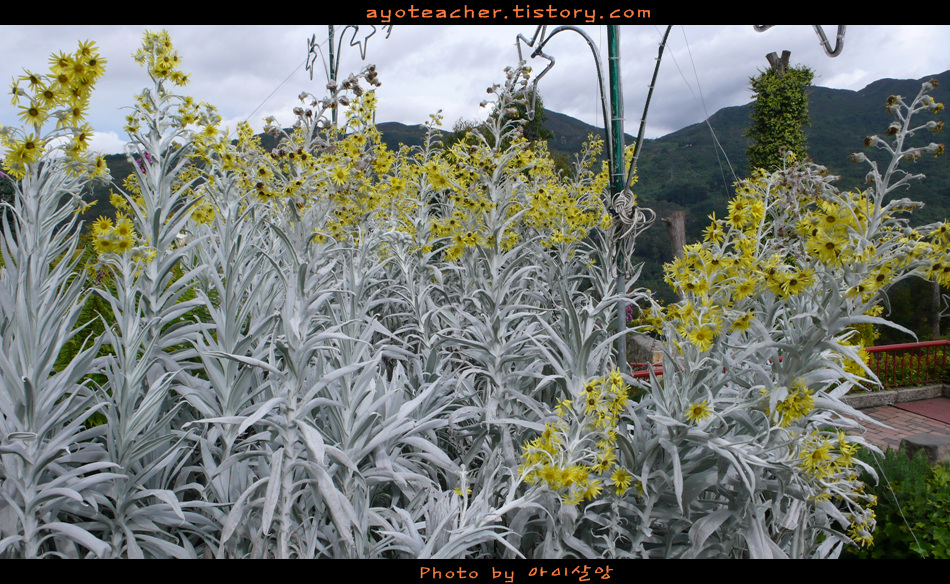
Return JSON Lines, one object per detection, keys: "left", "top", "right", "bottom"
{"left": 662, "top": 209, "right": 686, "bottom": 260}
{"left": 766, "top": 50, "right": 791, "bottom": 76}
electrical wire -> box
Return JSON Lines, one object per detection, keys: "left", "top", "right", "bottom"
{"left": 242, "top": 55, "right": 309, "bottom": 124}
{"left": 679, "top": 26, "right": 737, "bottom": 191}
{"left": 659, "top": 26, "right": 738, "bottom": 196}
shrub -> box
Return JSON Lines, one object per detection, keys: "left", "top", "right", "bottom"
{"left": 842, "top": 446, "right": 950, "bottom": 559}
{"left": 0, "top": 29, "right": 946, "bottom": 558}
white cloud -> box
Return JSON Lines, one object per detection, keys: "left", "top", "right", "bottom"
{"left": 1, "top": 24, "right": 948, "bottom": 153}
{"left": 89, "top": 131, "right": 127, "bottom": 157}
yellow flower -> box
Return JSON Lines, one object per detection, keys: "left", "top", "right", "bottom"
{"left": 113, "top": 216, "right": 134, "bottom": 239}
{"left": 688, "top": 323, "right": 718, "bottom": 352}
{"left": 80, "top": 53, "right": 107, "bottom": 83}
{"left": 538, "top": 464, "right": 563, "bottom": 489}
{"left": 581, "top": 479, "right": 603, "bottom": 501}
{"left": 703, "top": 213, "right": 725, "bottom": 244}
{"left": 730, "top": 310, "right": 754, "bottom": 332}
{"left": 780, "top": 268, "right": 815, "bottom": 296}
{"left": 835, "top": 433, "right": 858, "bottom": 469}
{"left": 94, "top": 233, "right": 115, "bottom": 254}
{"left": 428, "top": 170, "right": 450, "bottom": 191}
{"left": 848, "top": 521, "right": 874, "bottom": 548}
{"left": 799, "top": 437, "right": 834, "bottom": 479}
{"left": 580, "top": 381, "right": 602, "bottom": 414}
{"left": 91, "top": 216, "right": 113, "bottom": 236}
{"left": 685, "top": 399, "right": 713, "bottom": 423}
{"left": 733, "top": 277, "right": 758, "bottom": 301}
{"left": 775, "top": 381, "right": 814, "bottom": 427}
{"left": 560, "top": 465, "right": 588, "bottom": 488}
{"left": 609, "top": 466, "right": 634, "bottom": 496}
{"left": 816, "top": 200, "right": 851, "bottom": 232}
{"left": 806, "top": 230, "right": 849, "bottom": 265}
{"left": 113, "top": 235, "right": 133, "bottom": 254}
{"left": 554, "top": 399, "right": 572, "bottom": 417}
{"left": 330, "top": 165, "right": 350, "bottom": 185}
{"left": 110, "top": 192, "right": 129, "bottom": 210}
{"left": 14, "top": 133, "right": 44, "bottom": 166}
{"left": 18, "top": 100, "right": 48, "bottom": 128}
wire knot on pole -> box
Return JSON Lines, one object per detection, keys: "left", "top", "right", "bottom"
{"left": 612, "top": 189, "right": 655, "bottom": 242}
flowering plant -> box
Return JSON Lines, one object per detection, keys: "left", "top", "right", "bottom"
{"left": 0, "top": 29, "right": 944, "bottom": 558}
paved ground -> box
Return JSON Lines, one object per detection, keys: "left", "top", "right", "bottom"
{"left": 851, "top": 397, "right": 950, "bottom": 451}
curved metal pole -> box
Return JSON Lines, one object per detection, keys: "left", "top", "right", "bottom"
{"left": 753, "top": 25, "right": 847, "bottom": 58}
{"left": 518, "top": 25, "right": 636, "bottom": 375}
{"left": 813, "top": 25, "right": 846, "bottom": 57}
{"left": 518, "top": 25, "right": 617, "bottom": 181}
{"left": 624, "top": 25, "right": 673, "bottom": 193}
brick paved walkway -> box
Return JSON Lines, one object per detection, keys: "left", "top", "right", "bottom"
{"left": 852, "top": 398, "right": 950, "bottom": 451}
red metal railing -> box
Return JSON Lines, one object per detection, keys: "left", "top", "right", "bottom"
{"left": 629, "top": 340, "right": 950, "bottom": 387}
{"left": 630, "top": 362, "right": 662, "bottom": 379}
{"left": 863, "top": 340, "right": 950, "bottom": 388}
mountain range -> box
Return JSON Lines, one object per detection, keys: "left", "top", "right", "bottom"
{"left": 382, "top": 70, "right": 950, "bottom": 225}
{"left": 382, "top": 71, "right": 950, "bottom": 304}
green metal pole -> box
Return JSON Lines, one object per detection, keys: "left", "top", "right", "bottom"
{"left": 607, "top": 26, "right": 628, "bottom": 375}
{"left": 329, "top": 25, "right": 337, "bottom": 126}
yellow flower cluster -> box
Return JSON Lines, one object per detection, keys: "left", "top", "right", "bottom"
{"left": 124, "top": 31, "right": 221, "bottom": 150}
{"left": 520, "top": 370, "right": 635, "bottom": 504}
{"left": 215, "top": 87, "right": 407, "bottom": 245}
{"left": 847, "top": 509, "right": 877, "bottom": 548}
{"left": 794, "top": 430, "right": 876, "bottom": 545}
{"left": 655, "top": 145, "right": 950, "bottom": 373}
{"left": 2, "top": 40, "right": 107, "bottom": 179}
{"left": 773, "top": 379, "right": 815, "bottom": 428}
{"left": 836, "top": 307, "right": 880, "bottom": 382}
{"left": 191, "top": 201, "right": 215, "bottom": 225}
{"left": 521, "top": 138, "right": 612, "bottom": 249}
{"left": 133, "top": 29, "right": 190, "bottom": 87}
{"left": 797, "top": 430, "right": 859, "bottom": 482}
{"left": 649, "top": 293, "right": 726, "bottom": 354}
{"left": 427, "top": 132, "right": 610, "bottom": 261}
{"left": 187, "top": 61, "right": 612, "bottom": 260}
{"left": 91, "top": 214, "right": 141, "bottom": 256}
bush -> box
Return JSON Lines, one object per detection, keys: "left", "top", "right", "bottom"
{"left": 842, "top": 446, "right": 950, "bottom": 558}
{"left": 0, "top": 29, "right": 946, "bottom": 558}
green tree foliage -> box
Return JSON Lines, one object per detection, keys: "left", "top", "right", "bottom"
{"left": 746, "top": 65, "right": 814, "bottom": 172}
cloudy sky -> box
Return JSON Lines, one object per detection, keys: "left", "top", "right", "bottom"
{"left": 2, "top": 24, "right": 948, "bottom": 156}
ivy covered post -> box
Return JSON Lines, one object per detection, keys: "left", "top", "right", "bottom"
{"left": 746, "top": 62, "right": 814, "bottom": 172}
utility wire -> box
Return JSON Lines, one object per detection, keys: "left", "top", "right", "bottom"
{"left": 659, "top": 26, "right": 737, "bottom": 196}
{"left": 679, "top": 26, "right": 737, "bottom": 192}
{"left": 242, "top": 55, "right": 309, "bottom": 124}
